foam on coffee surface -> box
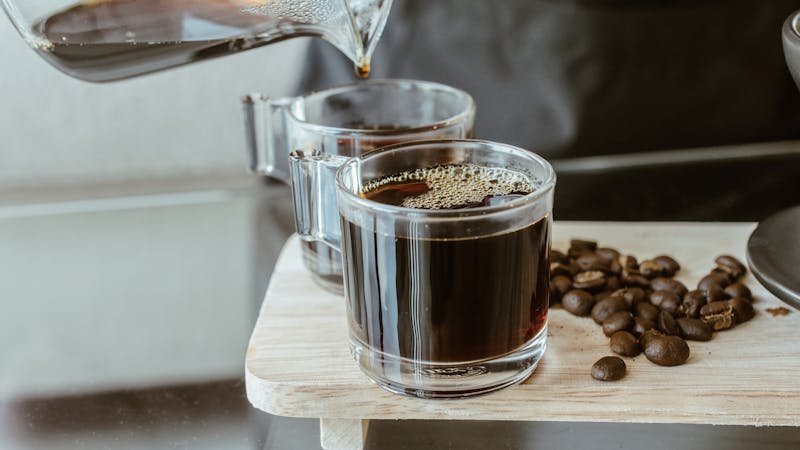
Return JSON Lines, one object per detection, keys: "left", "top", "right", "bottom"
{"left": 362, "top": 164, "right": 534, "bottom": 209}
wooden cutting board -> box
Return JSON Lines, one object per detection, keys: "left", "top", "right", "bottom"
{"left": 245, "top": 222, "right": 800, "bottom": 426}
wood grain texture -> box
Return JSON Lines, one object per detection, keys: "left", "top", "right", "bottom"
{"left": 245, "top": 222, "right": 800, "bottom": 426}
{"left": 319, "top": 419, "right": 370, "bottom": 450}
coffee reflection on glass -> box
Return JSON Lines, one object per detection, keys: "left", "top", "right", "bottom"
{"left": 244, "top": 80, "right": 475, "bottom": 293}
{"left": 292, "top": 139, "right": 555, "bottom": 398}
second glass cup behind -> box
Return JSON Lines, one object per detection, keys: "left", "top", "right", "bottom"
{"left": 244, "top": 79, "right": 475, "bottom": 293}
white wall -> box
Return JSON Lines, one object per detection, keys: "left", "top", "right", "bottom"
{"left": 0, "top": 17, "right": 309, "bottom": 191}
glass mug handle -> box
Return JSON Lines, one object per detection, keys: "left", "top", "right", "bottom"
{"left": 289, "top": 150, "right": 348, "bottom": 251}
{"left": 242, "top": 94, "right": 294, "bottom": 183}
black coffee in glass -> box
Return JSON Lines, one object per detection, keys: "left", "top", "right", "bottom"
{"left": 342, "top": 164, "right": 550, "bottom": 363}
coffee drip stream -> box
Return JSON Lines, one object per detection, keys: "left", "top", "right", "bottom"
{"left": 1, "top": 0, "right": 393, "bottom": 82}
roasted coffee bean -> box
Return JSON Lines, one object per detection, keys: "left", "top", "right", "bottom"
{"left": 697, "top": 272, "right": 730, "bottom": 292}
{"left": 709, "top": 268, "right": 735, "bottom": 285}
{"left": 623, "top": 255, "right": 638, "bottom": 270}
{"left": 715, "top": 264, "right": 744, "bottom": 281}
{"left": 549, "top": 282, "right": 561, "bottom": 305}
{"left": 591, "top": 356, "right": 626, "bottom": 381}
{"left": 682, "top": 290, "right": 707, "bottom": 319}
{"left": 643, "top": 334, "right": 690, "bottom": 366}
{"left": 596, "top": 247, "right": 621, "bottom": 266}
{"left": 568, "top": 248, "right": 588, "bottom": 259}
{"left": 550, "top": 262, "right": 572, "bottom": 277}
{"left": 650, "top": 290, "right": 679, "bottom": 311}
{"left": 551, "top": 275, "right": 573, "bottom": 297}
{"left": 651, "top": 277, "right": 688, "bottom": 298}
{"left": 635, "top": 301, "right": 660, "bottom": 322}
{"left": 661, "top": 295, "right": 681, "bottom": 316}
{"left": 603, "top": 311, "right": 635, "bottom": 337}
{"left": 608, "top": 260, "right": 622, "bottom": 276}
{"left": 614, "top": 287, "right": 647, "bottom": 307}
{"left": 653, "top": 255, "right": 681, "bottom": 277}
{"left": 633, "top": 317, "right": 656, "bottom": 336}
{"left": 573, "top": 270, "right": 607, "bottom": 291}
{"left": 657, "top": 310, "right": 681, "bottom": 336}
{"left": 569, "top": 240, "right": 597, "bottom": 259}
{"left": 639, "top": 329, "right": 662, "bottom": 347}
{"left": 576, "top": 253, "right": 609, "bottom": 272}
{"left": 610, "top": 331, "right": 641, "bottom": 357}
{"left": 715, "top": 255, "right": 747, "bottom": 280}
{"left": 628, "top": 287, "right": 647, "bottom": 305}
{"left": 676, "top": 317, "right": 712, "bottom": 341}
{"left": 700, "top": 301, "right": 735, "bottom": 331}
{"left": 698, "top": 272, "right": 732, "bottom": 290}
{"left": 700, "top": 301, "right": 731, "bottom": 317}
{"left": 592, "top": 296, "right": 630, "bottom": 324}
{"left": 639, "top": 260, "right": 665, "bottom": 279}
{"left": 724, "top": 282, "right": 752, "bottom": 301}
{"left": 555, "top": 240, "right": 755, "bottom": 374}
{"left": 550, "top": 249, "right": 569, "bottom": 264}
{"left": 702, "top": 283, "right": 730, "bottom": 302}
{"left": 606, "top": 275, "right": 622, "bottom": 291}
{"left": 729, "top": 298, "right": 755, "bottom": 323}
{"left": 703, "top": 314, "right": 734, "bottom": 331}
{"left": 570, "top": 239, "right": 598, "bottom": 252}
{"left": 622, "top": 270, "right": 651, "bottom": 288}
{"left": 594, "top": 291, "right": 615, "bottom": 303}
{"left": 562, "top": 289, "right": 595, "bottom": 316}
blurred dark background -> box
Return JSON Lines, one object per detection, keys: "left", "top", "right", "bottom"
{"left": 303, "top": 0, "right": 800, "bottom": 221}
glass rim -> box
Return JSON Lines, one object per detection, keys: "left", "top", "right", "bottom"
{"left": 335, "top": 139, "right": 557, "bottom": 219}
{"left": 286, "top": 78, "right": 476, "bottom": 137}
{"left": 786, "top": 9, "right": 800, "bottom": 42}
{"left": 794, "top": 11, "right": 800, "bottom": 39}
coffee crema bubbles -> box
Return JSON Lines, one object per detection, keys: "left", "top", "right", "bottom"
{"left": 360, "top": 163, "right": 535, "bottom": 209}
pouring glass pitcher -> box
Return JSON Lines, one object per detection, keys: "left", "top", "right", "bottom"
{"left": 1, "top": 0, "right": 393, "bottom": 82}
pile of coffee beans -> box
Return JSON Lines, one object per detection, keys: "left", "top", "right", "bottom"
{"left": 549, "top": 239, "right": 755, "bottom": 381}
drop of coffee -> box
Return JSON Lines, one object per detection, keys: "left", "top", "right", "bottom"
{"left": 355, "top": 62, "right": 371, "bottom": 78}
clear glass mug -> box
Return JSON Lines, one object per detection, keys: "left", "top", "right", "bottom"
{"left": 291, "top": 139, "right": 556, "bottom": 398}
{"left": 245, "top": 79, "right": 475, "bottom": 293}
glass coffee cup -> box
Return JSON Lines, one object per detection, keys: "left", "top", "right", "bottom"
{"left": 291, "top": 139, "right": 556, "bottom": 398}
{"left": 244, "top": 80, "right": 475, "bottom": 293}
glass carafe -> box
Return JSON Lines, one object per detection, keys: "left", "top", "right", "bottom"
{"left": 1, "top": 0, "right": 393, "bottom": 82}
